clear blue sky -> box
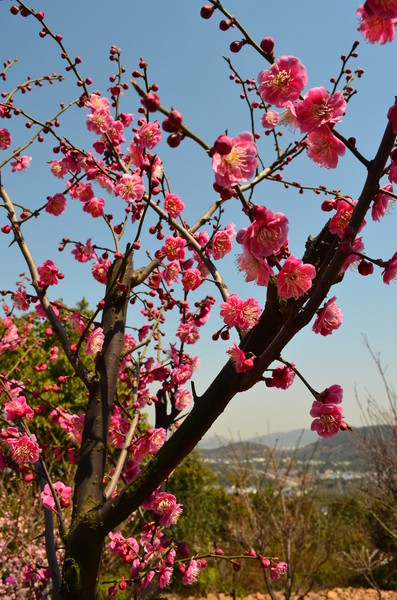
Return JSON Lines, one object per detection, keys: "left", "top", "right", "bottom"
{"left": 1, "top": 1, "right": 396, "bottom": 439}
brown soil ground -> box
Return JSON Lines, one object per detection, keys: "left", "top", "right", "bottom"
{"left": 166, "top": 590, "right": 397, "bottom": 600}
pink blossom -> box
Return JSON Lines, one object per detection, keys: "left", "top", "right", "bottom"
{"left": 176, "top": 321, "right": 200, "bottom": 344}
{"left": 372, "top": 184, "right": 394, "bottom": 220}
{"left": 306, "top": 124, "right": 345, "bottom": 168}
{"left": 11, "top": 155, "right": 31, "bottom": 172}
{"left": 212, "top": 223, "right": 235, "bottom": 260}
{"left": 71, "top": 311, "right": 85, "bottom": 335}
{"left": 226, "top": 342, "right": 255, "bottom": 373}
{"left": 181, "top": 269, "right": 202, "bottom": 291}
{"left": 150, "top": 491, "right": 183, "bottom": 527}
{"left": 162, "top": 235, "right": 186, "bottom": 260}
{"left": 237, "top": 252, "right": 274, "bottom": 286}
{"left": 85, "top": 327, "right": 104, "bottom": 355}
{"left": 310, "top": 401, "right": 344, "bottom": 438}
{"left": 6, "top": 432, "right": 41, "bottom": 466}
{"left": 11, "top": 287, "right": 29, "bottom": 311}
{"left": 237, "top": 206, "right": 289, "bottom": 259}
{"left": 0, "top": 128, "right": 11, "bottom": 150}
{"left": 340, "top": 236, "right": 365, "bottom": 273}
{"left": 4, "top": 396, "right": 34, "bottom": 421}
{"left": 174, "top": 388, "right": 192, "bottom": 410}
{"left": 258, "top": 56, "right": 308, "bottom": 108}
{"left": 45, "top": 193, "right": 67, "bottom": 216}
{"left": 158, "top": 565, "right": 173, "bottom": 588}
{"left": 329, "top": 199, "right": 356, "bottom": 237}
{"left": 164, "top": 193, "right": 185, "bottom": 218}
{"left": 212, "top": 131, "right": 258, "bottom": 188}
{"left": 38, "top": 260, "right": 61, "bottom": 287}
{"left": 86, "top": 108, "right": 114, "bottom": 135}
{"left": 108, "top": 530, "right": 139, "bottom": 562}
{"left": 365, "top": 0, "right": 397, "bottom": 19}
{"left": 312, "top": 296, "right": 343, "bottom": 336}
{"left": 134, "top": 120, "right": 162, "bottom": 149}
{"left": 92, "top": 257, "right": 111, "bottom": 283}
{"left": 71, "top": 238, "right": 97, "bottom": 263}
{"left": 270, "top": 562, "right": 288, "bottom": 580}
{"left": 115, "top": 173, "right": 145, "bottom": 203}
{"left": 295, "top": 87, "right": 346, "bottom": 133}
{"left": 85, "top": 93, "right": 111, "bottom": 111}
{"left": 358, "top": 4, "right": 397, "bottom": 43}
{"left": 319, "top": 384, "right": 344, "bottom": 405}
{"left": 182, "top": 559, "right": 202, "bottom": 585}
{"left": 41, "top": 481, "right": 73, "bottom": 511}
{"left": 265, "top": 364, "right": 295, "bottom": 389}
{"left": 72, "top": 181, "right": 94, "bottom": 202}
{"left": 162, "top": 261, "right": 180, "bottom": 285}
{"left": 388, "top": 103, "right": 397, "bottom": 132}
{"left": 83, "top": 196, "right": 105, "bottom": 218}
{"left": 260, "top": 110, "right": 280, "bottom": 129}
{"left": 277, "top": 256, "right": 316, "bottom": 299}
{"left": 382, "top": 251, "right": 397, "bottom": 283}
{"left": 220, "top": 294, "right": 262, "bottom": 329}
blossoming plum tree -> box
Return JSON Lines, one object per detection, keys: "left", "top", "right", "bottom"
{"left": 1, "top": 0, "right": 397, "bottom": 598}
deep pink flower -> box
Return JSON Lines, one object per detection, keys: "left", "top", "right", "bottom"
{"left": 329, "top": 199, "right": 356, "bottom": 238}
{"left": 11, "top": 287, "right": 29, "bottom": 311}
{"left": 371, "top": 184, "right": 394, "bottom": 221}
{"left": 319, "top": 384, "right": 344, "bottom": 405}
{"left": 151, "top": 492, "right": 183, "bottom": 527}
{"left": 11, "top": 155, "right": 31, "bottom": 172}
{"left": 359, "top": 11, "right": 397, "bottom": 44}
{"left": 115, "top": 173, "right": 145, "bottom": 203}
{"left": 71, "top": 238, "right": 97, "bottom": 263}
{"left": 258, "top": 56, "right": 308, "bottom": 108}
{"left": 227, "top": 342, "right": 255, "bottom": 373}
{"left": 181, "top": 268, "right": 202, "bottom": 291}
{"left": 0, "top": 127, "right": 11, "bottom": 150}
{"left": 306, "top": 125, "right": 345, "bottom": 168}
{"left": 312, "top": 296, "right": 343, "bottom": 336}
{"left": 277, "top": 255, "right": 316, "bottom": 299}
{"left": 4, "top": 396, "right": 34, "bottom": 421}
{"left": 212, "top": 223, "right": 235, "bottom": 260}
{"left": 162, "top": 235, "right": 186, "bottom": 260}
{"left": 220, "top": 294, "right": 262, "bottom": 329}
{"left": 83, "top": 196, "right": 105, "bottom": 218}
{"left": 340, "top": 236, "right": 365, "bottom": 274}
{"left": 176, "top": 321, "right": 200, "bottom": 344}
{"left": 270, "top": 562, "right": 288, "bottom": 580}
{"left": 45, "top": 193, "right": 67, "bottom": 216}
{"left": 382, "top": 251, "right": 397, "bottom": 283}
{"left": 38, "top": 260, "right": 61, "bottom": 287}
{"left": 134, "top": 120, "right": 162, "bottom": 149}
{"left": 310, "top": 401, "right": 344, "bottom": 438}
{"left": 388, "top": 103, "right": 397, "bottom": 132}
{"left": 5, "top": 432, "right": 41, "bottom": 466}
{"left": 162, "top": 261, "right": 180, "bottom": 285}
{"left": 365, "top": 0, "right": 397, "bottom": 19}
{"left": 41, "top": 481, "right": 73, "bottom": 511}
{"left": 359, "top": 4, "right": 397, "bottom": 43}
{"left": 295, "top": 87, "right": 346, "bottom": 133}
{"left": 237, "top": 206, "right": 289, "bottom": 259}
{"left": 212, "top": 131, "right": 258, "bottom": 188}
{"left": 164, "top": 193, "right": 185, "bottom": 218}
{"left": 265, "top": 364, "right": 295, "bottom": 389}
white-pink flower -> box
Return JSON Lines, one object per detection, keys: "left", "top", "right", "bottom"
{"left": 85, "top": 327, "right": 104, "bottom": 355}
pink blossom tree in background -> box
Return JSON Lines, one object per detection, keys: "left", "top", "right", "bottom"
{"left": 0, "top": 0, "right": 397, "bottom": 597}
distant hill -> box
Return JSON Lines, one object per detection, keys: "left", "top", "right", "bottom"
{"left": 199, "top": 425, "right": 393, "bottom": 473}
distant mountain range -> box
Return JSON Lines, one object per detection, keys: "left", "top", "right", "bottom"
{"left": 198, "top": 425, "right": 393, "bottom": 471}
